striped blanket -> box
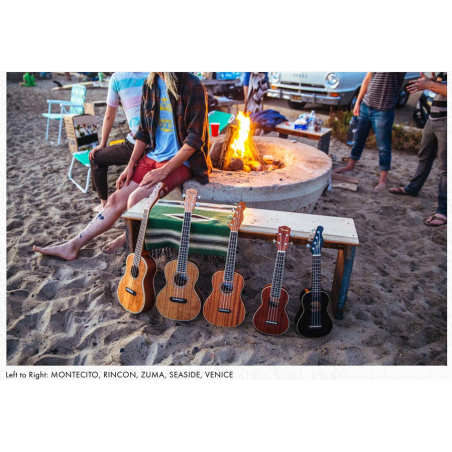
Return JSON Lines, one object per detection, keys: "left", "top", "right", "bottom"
{"left": 145, "top": 202, "right": 234, "bottom": 257}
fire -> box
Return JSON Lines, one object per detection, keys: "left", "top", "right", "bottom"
{"left": 230, "top": 112, "right": 252, "bottom": 159}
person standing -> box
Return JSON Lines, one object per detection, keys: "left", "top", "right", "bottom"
{"left": 389, "top": 72, "right": 447, "bottom": 227}
{"left": 34, "top": 72, "right": 211, "bottom": 260}
{"left": 335, "top": 72, "right": 406, "bottom": 190}
{"left": 89, "top": 72, "right": 149, "bottom": 212}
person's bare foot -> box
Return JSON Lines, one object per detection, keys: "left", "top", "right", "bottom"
{"left": 102, "top": 233, "right": 126, "bottom": 255}
{"left": 375, "top": 181, "right": 387, "bottom": 191}
{"left": 33, "top": 242, "right": 79, "bottom": 261}
{"left": 334, "top": 164, "right": 355, "bottom": 174}
{"left": 424, "top": 213, "right": 447, "bottom": 227}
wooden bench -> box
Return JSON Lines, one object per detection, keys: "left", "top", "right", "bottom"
{"left": 121, "top": 200, "right": 359, "bottom": 320}
{"left": 262, "top": 122, "right": 332, "bottom": 154}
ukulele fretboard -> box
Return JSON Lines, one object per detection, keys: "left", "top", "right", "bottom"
{"left": 176, "top": 211, "right": 192, "bottom": 274}
{"left": 312, "top": 255, "right": 322, "bottom": 294}
{"left": 270, "top": 251, "right": 286, "bottom": 300}
{"left": 224, "top": 231, "right": 238, "bottom": 282}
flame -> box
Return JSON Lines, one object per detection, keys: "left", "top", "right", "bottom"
{"left": 230, "top": 112, "right": 251, "bottom": 159}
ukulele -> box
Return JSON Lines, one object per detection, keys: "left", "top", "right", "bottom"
{"left": 156, "top": 189, "right": 203, "bottom": 321}
{"left": 203, "top": 202, "right": 246, "bottom": 327}
{"left": 117, "top": 182, "right": 165, "bottom": 314}
{"left": 253, "top": 226, "right": 292, "bottom": 336}
{"left": 294, "top": 226, "right": 333, "bottom": 338}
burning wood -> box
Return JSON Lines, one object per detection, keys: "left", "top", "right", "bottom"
{"left": 211, "top": 112, "right": 284, "bottom": 172}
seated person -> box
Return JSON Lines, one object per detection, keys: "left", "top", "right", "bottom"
{"left": 34, "top": 72, "right": 212, "bottom": 260}
{"left": 89, "top": 72, "right": 149, "bottom": 212}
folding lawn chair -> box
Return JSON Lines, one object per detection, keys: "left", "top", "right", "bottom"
{"left": 43, "top": 85, "right": 86, "bottom": 145}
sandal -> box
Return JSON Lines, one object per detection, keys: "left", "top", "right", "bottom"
{"left": 389, "top": 187, "right": 410, "bottom": 196}
{"left": 424, "top": 214, "right": 447, "bottom": 227}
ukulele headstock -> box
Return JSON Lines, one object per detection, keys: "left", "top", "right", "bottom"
{"left": 145, "top": 182, "right": 165, "bottom": 211}
{"left": 182, "top": 189, "right": 198, "bottom": 213}
{"left": 228, "top": 202, "right": 246, "bottom": 232}
{"left": 276, "top": 226, "right": 291, "bottom": 252}
{"left": 309, "top": 226, "right": 324, "bottom": 255}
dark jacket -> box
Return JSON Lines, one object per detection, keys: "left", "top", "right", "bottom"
{"left": 134, "top": 72, "right": 212, "bottom": 184}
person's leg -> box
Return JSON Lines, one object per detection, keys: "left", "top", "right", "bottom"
{"left": 103, "top": 160, "right": 193, "bottom": 254}
{"left": 425, "top": 118, "right": 447, "bottom": 226}
{"left": 33, "top": 181, "right": 138, "bottom": 260}
{"left": 335, "top": 102, "right": 371, "bottom": 173}
{"left": 403, "top": 119, "right": 437, "bottom": 196}
{"left": 371, "top": 108, "right": 395, "bottom": 190}
{"left": 90, "top": 141, "right": 134, "bottom": 211}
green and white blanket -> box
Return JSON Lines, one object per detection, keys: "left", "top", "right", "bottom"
{"left": 145, "top": 202, "right": 233, "bottom": 257}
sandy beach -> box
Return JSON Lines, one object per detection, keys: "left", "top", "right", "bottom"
{"left": 6, "top": 75, "right": 446, "bottom": 366}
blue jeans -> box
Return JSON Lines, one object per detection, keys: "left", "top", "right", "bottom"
{"left": 350, "top": 102, "right": 395, "bottom": 171}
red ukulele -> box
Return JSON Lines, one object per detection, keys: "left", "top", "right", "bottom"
{"left": 252, "top": 226, "right": 292, "bottom": 336}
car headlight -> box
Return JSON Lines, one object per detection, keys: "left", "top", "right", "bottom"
{"left": 326, "top": 72, "right": 339, "bottom": 88}
{"left": 269, "top": 72, "right": 281, "bottom": 83}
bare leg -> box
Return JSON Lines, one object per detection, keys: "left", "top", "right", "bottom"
{"left": 93, "top": 199, "right": 107, "bottom": 213}
{"left": 375, "top": 170, "right": 388, "bottom": 191}
{"left": 334, "top": 158, "right": 357, "bottom": 174}
{"left": 103, "top": 184, "right": 162, "bottom": 254}
{"left": 33, "top": 182, "right": 139, "bottom": 260}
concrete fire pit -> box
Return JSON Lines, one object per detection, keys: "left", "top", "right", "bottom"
{"left": 180, "top": 136, "right": 332, "bottom": 213}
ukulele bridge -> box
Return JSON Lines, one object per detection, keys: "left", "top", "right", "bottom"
{"left": 265, "top": 320, "right": 278, "bottom": 325}
{"left": 125, "top": 287, "right": 136, "bottom": 296}
{"left": 170, "top": 297, "right": 187, "bottom": 304}
{"left": 218, "top": 308, "right": 231, "bottom": 313}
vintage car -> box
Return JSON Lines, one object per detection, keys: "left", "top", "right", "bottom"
{"left": 268, "top": 72, "right": 420, "bottom": 110}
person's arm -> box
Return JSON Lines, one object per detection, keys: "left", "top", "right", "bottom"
{"left": 407, "top": 72, "right": 447, "bottom": 97}
{"left": 353, "top": 72, "right": 373, "bottom": 116}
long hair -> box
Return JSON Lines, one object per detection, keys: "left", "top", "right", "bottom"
{"left": 147, "top": 72, "right": 179, "bottom": 100}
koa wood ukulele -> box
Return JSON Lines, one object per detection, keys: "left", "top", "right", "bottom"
{"left": 253, "top": 226, "right": 292, "bottom": 336}
{"left": 156, "top": 189, "right": 203, "bottom": 321}
{"left": 117, "top": 182, "right": 165, "bottom": 314}
{"left": 294, "top": 226, "right": 333, "bottom": 338}
{"left": 203, "top": 202, "right": 246, "bottom": 327}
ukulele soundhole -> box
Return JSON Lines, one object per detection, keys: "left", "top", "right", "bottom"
{"left": 220, "top": 281, "right": 234, "bottom": 294}
{"left": 130, "top": 265, "right": 139, "bottom": 278}
{"left": 173, "top": 272, "right": 188, "bottom": 287}
{"left": 311, "top": 301, "right": 321, "bottom": 312}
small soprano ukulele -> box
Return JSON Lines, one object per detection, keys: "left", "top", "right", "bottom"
{"left": 294, "top": 226, "right": 333, "bottom": 338}
{"left": 117, "top": 182, "right": 165, "bottom": 314}
{"left": 252, "top": 226, "right": 292, "bottom": 336}
{"left": 203, "top": 202, "right": 246, "bottom": 327}
{"left": 156, "top": 189, "right": 203, "bottom": 321}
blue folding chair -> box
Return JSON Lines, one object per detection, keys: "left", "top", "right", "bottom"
{"left": 42, "top": 85, "right": 86, "bottom": 145}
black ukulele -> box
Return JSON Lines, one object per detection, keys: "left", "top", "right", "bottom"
{"left": 294, "top": 226, "right": 333, "bottom": 338}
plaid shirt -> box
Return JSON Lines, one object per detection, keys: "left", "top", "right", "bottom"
{"left": 134, "top": 72, "right": 212, "bottom": 184}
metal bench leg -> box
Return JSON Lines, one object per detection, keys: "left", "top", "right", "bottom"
{"left": 58, "top": 117, "right": 63, "bottom": 145}
{"left": 330, "top": 245, "right": 356, "bottom": 320}
{"left": 45, "top": 117, "right": 50, "bottom": 141}
{"left": 318, "top": 131, "right": 331, "bottom": 154}
{"left": 83, "top": 167, "right": 91, "bottom": 193}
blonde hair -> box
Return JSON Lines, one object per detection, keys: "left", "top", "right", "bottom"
{"left": 147, "top": 72, "right": 179, "bottom": 100}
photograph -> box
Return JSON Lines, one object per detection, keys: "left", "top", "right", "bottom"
{"left": 6, "top": 71, "right": 447, "bottom": 367}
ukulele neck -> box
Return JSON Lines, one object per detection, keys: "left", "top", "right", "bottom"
{"left": 312, "top": 254, "right": 322, "bottom": 295}
{"left": 132, "top": 205, "right": 152, "bottom": 268}
{"left": 270, "top": 251, "right": 286, "bottom": 299}
{"left": 224, "top": 231, "right": 238, "bottom": 282}
{"left": 176, "top": 211, "right": 192, "bottom": 274}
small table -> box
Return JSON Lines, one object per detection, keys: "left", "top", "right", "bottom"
{"left": 121, "top": 200, "right": 359, "bottom": 320}
{"left": 262, "top": 122, "right": 332, "bottom": 154}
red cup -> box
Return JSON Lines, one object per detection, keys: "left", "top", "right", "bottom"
{"left": 210, "top": 122, "right": 220, "bottom": 137}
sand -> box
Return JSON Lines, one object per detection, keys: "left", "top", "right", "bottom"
{"left": 6, "top": 75, "right": 447, "bottom": 366}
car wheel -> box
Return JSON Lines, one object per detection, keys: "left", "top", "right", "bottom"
{"left": 396, "top": 89, "right": 410, "bottom": 108}
{"left": 287, "top": 100, "right": 306, "bottom": 110}
{"left": 346, "top": 91, "right": 359, "bottom": 111}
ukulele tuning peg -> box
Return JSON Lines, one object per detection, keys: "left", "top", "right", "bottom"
{"left": 312, "top": 227, "right": 315, "bottom": 231}
{"left": 198, "top": 196, "right": 201, "bottom": 199}
{"left": 196, "top": 203, "right": 200, "bottom": 207}
{"left": 291, "top": 233, "right": 295, "bottom": 237}
{"left": 182, "top": 194, "right": 186, "bottom": 198}
{"left": 306, "top": 244, "right": 310, "bottom": 248}
{"left": 272, "top": 239, "right": 276, "bottom": 243}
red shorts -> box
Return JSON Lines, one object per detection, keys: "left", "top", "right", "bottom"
{"left": 131, "top": 156, "right": 193, "bottom": 195}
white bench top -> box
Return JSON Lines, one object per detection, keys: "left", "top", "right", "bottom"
{"left": 122, "top": 199, "right": 359, "bottom": 247}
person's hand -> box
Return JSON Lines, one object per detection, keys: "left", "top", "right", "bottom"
{"left": 89, "top": 143, "right": 105, "bottom": 161}
{"left": 353, "top": 101, "right": 360, "bottom": 117}
{"left": 116, "top": 164, "right": 135, "bottom": 190}
{"left": 139, "top": 166, "right": 169, "bottom": 189}
{"left": 407, "top": 72, "right": 432, "bottom": 94}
